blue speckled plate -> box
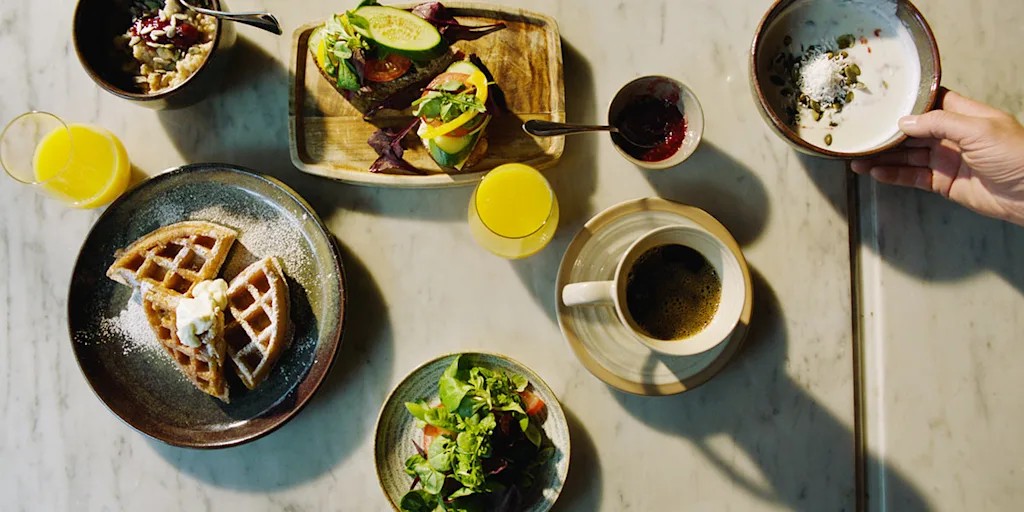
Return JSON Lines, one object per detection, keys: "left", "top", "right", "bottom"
{"left": 374, "top": 353, "right": 570, "bottom": 512}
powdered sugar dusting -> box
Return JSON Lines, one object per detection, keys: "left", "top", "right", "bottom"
{"left": 99, "top": 288, "right": 162, "bottom": 356}
{"left": 188, "top": 205, "right": 313, "bottom": 280}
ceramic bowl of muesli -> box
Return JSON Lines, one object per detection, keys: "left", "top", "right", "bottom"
{"left": 74, "top": 0, "right": 237, "bottom": 110}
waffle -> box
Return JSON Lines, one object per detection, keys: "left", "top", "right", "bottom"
{"left": 142, "top": 287, "right": 230, "bottom": 402}
{"left": 107, "top": 221, "right": 237, "bottom": 297}
{"left": 224, "top": 257, "right": 291, "bottom": 390}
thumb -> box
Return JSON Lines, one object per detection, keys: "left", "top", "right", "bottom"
{"left": 898, "top": 110, "right": 989, "bottom": 145}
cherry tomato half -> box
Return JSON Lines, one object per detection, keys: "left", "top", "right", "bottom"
{"left": 365, "top": 53, "right": 412, "bottom": 83}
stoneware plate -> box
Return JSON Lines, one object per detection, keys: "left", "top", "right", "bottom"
{"left": 67, "top": 164, "right": 345, "bottom": 448}
{"left": 556, "top": 198, "right": 753, "bottom": 396}
{"left": 374, "top": 353, "right": 570, "bottom": 511}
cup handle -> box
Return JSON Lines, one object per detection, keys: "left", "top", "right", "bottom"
{"left": 561, "top": 281, "right": 616, "bottom": 307}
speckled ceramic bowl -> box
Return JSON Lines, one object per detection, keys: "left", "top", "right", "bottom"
{"left": 73, "top": 0, "right": 237, "bottom": 110}
{"left": 750, "top": 0, "right": 940, "bottom": 158}
{"left": 68, "top": 163, "right": 345, "bottom": 448}
{"left": 374, "top": 353, "right": 570, "bottom": 512}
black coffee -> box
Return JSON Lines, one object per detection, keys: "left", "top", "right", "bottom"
{"left": 625, "top": 244, "right": 722, "bottom": 341}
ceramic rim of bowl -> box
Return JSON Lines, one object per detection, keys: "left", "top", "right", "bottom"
{"left": 72, "top": 0, "right": 226, "bottom": 102}
{"left": 749, "top": 0, "right": 942, "bottom": 158}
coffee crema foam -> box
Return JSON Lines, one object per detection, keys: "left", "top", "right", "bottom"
{"left": 625, "top": 244, "right": 722, "bottom": 341}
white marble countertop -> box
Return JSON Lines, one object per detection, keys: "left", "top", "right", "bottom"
{"left": 4, "top": 0, "right": 867, "bottom": 510}
{"left": 859, "top": 1, "right": 1024, "bottom": 511}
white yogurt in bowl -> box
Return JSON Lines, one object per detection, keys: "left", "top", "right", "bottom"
{"left": 758, "top": 0, "right": 923, "bottom": 153}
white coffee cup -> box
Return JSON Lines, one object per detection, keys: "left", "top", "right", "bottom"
{"left": 561, "top": 225, "right": 744, "bottom": 356}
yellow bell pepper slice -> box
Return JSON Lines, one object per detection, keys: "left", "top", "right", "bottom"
{"left": 420, "top": 71, "right": 489, "bottom": 140}
{"left": 313, "top": 37, "right": 325, "bottom": 67}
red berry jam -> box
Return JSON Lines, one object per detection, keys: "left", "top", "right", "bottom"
{"left": 612, "top": 94, "right": 687, "bottom": 163}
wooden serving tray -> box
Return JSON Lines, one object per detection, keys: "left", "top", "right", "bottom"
{"left": 288, "top": 3, "right": 565, "bottom": 188}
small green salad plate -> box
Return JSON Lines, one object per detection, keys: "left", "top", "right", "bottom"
{"left": 374, "top": 353, "right": 570, "bottom": 512}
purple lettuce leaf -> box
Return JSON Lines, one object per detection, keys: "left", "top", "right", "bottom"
{"left": 411, "top": 2, "right": 507, "bottom": 42}
{"left": 368, "top": 118, "right": 424, "bottom": 175}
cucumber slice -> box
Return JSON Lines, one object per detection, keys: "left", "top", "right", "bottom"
{"left": 353, "top": 6, "right": 446, "bottom": 61}
{"left": 445, "top": 60, "right": 482, "bottom": 77}
{"left": 420, "top": 117, "right": 491, "bottom": 170}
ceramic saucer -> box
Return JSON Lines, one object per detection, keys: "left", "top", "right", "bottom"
{"left": 555, "top": 198, "right": 753, "bottom": 396}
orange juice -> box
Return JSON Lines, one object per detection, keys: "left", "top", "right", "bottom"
{"left": 33, "top": 124, "right": 130, "bottom": 208}
{"left": 469, "top": 164, "right": 559, "bottom": 259}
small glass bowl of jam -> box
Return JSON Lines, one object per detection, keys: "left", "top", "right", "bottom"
{"left": 607, "top": 75, "right": 704, "bottom": 170}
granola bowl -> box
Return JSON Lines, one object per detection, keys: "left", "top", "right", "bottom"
{"left": 74, "top": 0, "right": 237, "bottom": 110}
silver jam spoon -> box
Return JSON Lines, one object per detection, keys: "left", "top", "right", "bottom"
{"left": 179, "top": 0, "right": 282, "bottom": 35}
{"left": 522, "top": 119, "right": 658, "bottom": 148}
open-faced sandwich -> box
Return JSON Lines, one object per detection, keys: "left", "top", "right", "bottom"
{"left": 308, "top": 0, "right": 504, "bottom": 114}
{"left": 411, "top": 59, "right": 492, "bottom": 171}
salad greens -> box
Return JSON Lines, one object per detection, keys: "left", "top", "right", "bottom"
{"left": 399, "top": 356, "right": 553, "bottom": 512}
{"left": 320, "top": 12, "right": 371, "bottom": 91}
{"left": 411, "top": 80, "right": 487, "bottom": 123}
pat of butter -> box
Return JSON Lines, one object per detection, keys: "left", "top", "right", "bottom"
{"left": 175, "top": 279, "right": 229, "bottom": 348}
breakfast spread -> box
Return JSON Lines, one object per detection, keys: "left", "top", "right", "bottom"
{"left": 9, "top": 0, "right": 951, "bottom": 505}
{"left": 399, "top": 356, "right": 552, "bottom": 512}
{"left": 306, "top": 1, "right": 506, "bottom": 175}
{"left": 759, "top": 0, "right": 922, "bottom": 152}
{"left": 106, "top": 221, "right": 292, "bottom": 402}
{"left": 116, "top": 0, "right": 217, "bottom": 94}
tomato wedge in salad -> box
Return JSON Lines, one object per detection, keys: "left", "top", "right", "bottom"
{"left": 422, "top": 423, "right": 453, "bottom": 450}
{"left": 365, "top": 53, "right": 412, "bottom": 82}
{"left": 519, "top": 390, "right": 545, "bottom": 416}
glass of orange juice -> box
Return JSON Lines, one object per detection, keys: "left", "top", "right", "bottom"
{"left": 469, "top": 163, "right": 559, "bottom": 259}
{"left": 1, "top": 111, "right": 130, "bottom": 208}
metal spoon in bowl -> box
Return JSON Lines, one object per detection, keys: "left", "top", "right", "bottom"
{"left": 522, "top": 119, "right": 658, "bottom": 148}
{"left": 178, "top": 0, "right": 282, "bottom": 35}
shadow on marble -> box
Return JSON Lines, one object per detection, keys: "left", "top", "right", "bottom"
{"left": 148, "top": 235, "right": 395, "bottom": 490}
{"left": 510, "top": 38, "right": 599, "bottom": 325}
{"left": 797, "top": 152, "right": 1022, "bottom": 294}
{"left": 551, "top": 405, "right": 603, "bottom": 512}
{"left": 645, "top": 140, "right": 770, "bottom": 247}
{"left": 611, "top": 268, "right": 933, "bottom": 510}
{"left": 797, "top": 152, "right": 849, "bottom": 225}
{"left": 863, "top": 181, "right": 1024, "bottom": 295}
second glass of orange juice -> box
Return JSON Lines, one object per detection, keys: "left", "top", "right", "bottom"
{"left": 469, "top": 163, "right": 559, "bottom": 259}
{"left": 1, "top": 111, "right": 130, "bottom": 208}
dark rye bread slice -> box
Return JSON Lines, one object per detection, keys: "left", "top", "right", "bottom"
{"left": 312, "top": 45, "right": 459, "bottom": 114}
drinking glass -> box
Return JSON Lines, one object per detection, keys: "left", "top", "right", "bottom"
{"left": 468, "top": 163, "right": 559, "bottom": 259}
{"left": 1, "top": 111, "right": 130, "bottom": 208}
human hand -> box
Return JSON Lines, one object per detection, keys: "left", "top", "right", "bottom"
{"left": 851, "top": 89, "right": 1024, "bottom": 227}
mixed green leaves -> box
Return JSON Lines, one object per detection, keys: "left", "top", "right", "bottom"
{"left": 411, "top": 80, "right": 486, "bottom": 123}
{"left": 398, "top": 356, "right": 550, "bottom": 512}
{"left": 320, "top": 13, "right": 371, "bottom": 91}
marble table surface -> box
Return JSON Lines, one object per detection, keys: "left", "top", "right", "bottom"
{"left": 6, "top": 0, "right": 1010, "bottom": 510}
{"left": 858, "top": 1, "right": 1024, "bottom": 511}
